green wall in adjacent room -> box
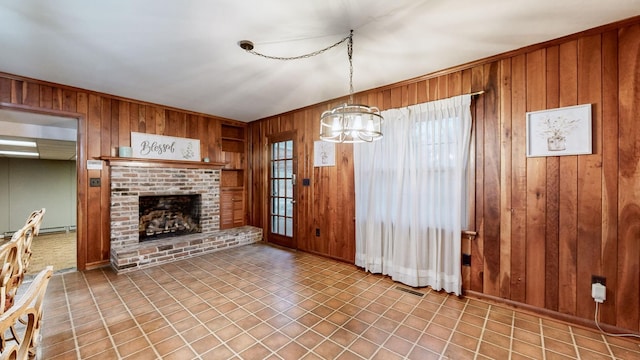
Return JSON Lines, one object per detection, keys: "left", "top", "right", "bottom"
{"left": 0, "top": 158, "right": 76, "bottom": 234}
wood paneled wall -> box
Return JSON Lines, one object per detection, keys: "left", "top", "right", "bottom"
{"left": 248, "top": 19, "right": 640, "bottom": 332}
{"left": 0, "top": 75, "right": 243, "bottom": 270}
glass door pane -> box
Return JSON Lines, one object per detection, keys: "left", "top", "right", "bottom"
{"left": 268, "top": 136, "right": 295, "bottom": 246}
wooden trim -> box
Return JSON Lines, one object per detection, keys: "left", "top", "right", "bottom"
{"left": 101, "top": 156, "right": 226, "bottom": 169}
{"left": 464, "top": 290, "right": 640, "bottom": 337}
{"left": 0, "top": 102, "right": 82, "bottom": 119}
{"left": 0, "top": 73, "right": 243, "bottom": 124}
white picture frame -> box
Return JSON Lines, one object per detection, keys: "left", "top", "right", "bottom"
{"left": 314, "top": 140, "right": 335, "bottom": 167}
{"left": 526, "top": 104, "right": 592, "bottom": 157}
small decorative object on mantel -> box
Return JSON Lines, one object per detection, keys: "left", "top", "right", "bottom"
{"left": 130, "top": 132, "right": 201, "bottom": 161}
{"left": 526, "top": 104, "right": 592, "bottom": 157}
{"left": 118, "top": 146, "right": 132, "bottom": 157}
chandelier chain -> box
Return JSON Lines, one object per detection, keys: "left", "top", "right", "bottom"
{"left": 244, "top": 33, "right": 352, "bottom": 61}
{"left": 347, "top": 30, "right": 354, "bottom": 103}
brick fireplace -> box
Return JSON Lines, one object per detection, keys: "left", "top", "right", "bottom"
{"left": 108, "top": 159, "right": 262, "bottom": 273}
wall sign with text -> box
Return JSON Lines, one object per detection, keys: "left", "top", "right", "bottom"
{"left": 131, "top": 132, "right": 201, "bottom": 161}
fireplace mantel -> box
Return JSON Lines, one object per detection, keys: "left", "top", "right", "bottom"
{"left": 101, "top": 156, "right": 226, "bottom": 169}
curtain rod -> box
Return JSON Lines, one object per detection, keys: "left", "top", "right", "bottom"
{"left": 470, "top": 90, "right": 485, "bottom": 96}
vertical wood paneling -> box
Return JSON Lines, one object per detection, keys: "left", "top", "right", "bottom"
{"left": 483, "top": 62, "right": 501, "bottom": 296}
{"left": 600, "top": 30, "right": 619, "bottom": 325}
{"left": 557, "top": 40, "right": 579, "bottom": 315}
{"left": 22, "top": 82, "right": 39, "bottom": 107}
{"left": 0, "top": 78, "right": 10, "bottom": 102}
{"left": 52, "top": 88, "right": 63, "bottom": 110}
{"left": 11, "top": 80, "right": 23, "bottom": 104}
{"left": 617, "top": 23, "right": 640, "bottom": 332}
{"left": 545, "top": 45, "right": 560, "bottom": 311}
{"left": 62, "top": 89, "right": 76, "bottom": 112}
{"left": 510, "top": 54, "right": 527, "bottom": 303}
{"left": 499, "top": 58, "right": 513, "bottom": 299}
{"left": 525, "top": 49, "right": 547, "bottom": 308}
{"left": 471, "top": 65, "right": 485, "bottom": 293}
{"left": 118, "top": 101, "right": 130, "bottom": 149}
{"left": 576, "top": 34, "right": 603, "bottom": 319}
{"left": 101, "top": 98, "right": 113, "bottom": 261}
{"left": 39, "top": 85, "right": 52, "bottom": 109}
{"left": 86, "top": 94, "right": 102, "bottom": 265}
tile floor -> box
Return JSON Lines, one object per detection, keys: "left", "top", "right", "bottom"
{"left": 39, "top": 243, "right": 640, "bottom": 359}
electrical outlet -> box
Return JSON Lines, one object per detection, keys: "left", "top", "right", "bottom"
{"left": 592, "top": 283, "right": 606, "bottom": 303}
{"left": 462, "top": 254, "right": 471, "bottom": 266}
{"left": 592, "top": 275, "right": 606, "bottom": 286}
{"left": 89, "top": 178, "right": 101, "bottom": 187}
{"left": 315, "top": 228, "right": 320, "bottom": 237}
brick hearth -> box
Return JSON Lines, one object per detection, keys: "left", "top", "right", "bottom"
{"left": 109, "top": 164, "right": 261, "bottom": 273}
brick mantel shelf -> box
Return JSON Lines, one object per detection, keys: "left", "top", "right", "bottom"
{"left": 101, "top": 156, "right": 226, "bottom": 169}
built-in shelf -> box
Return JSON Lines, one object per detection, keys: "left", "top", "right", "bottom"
{"left": 219, "top": 124, "right": 247, "bottom": 229}
{"left": 100, "top": 156, "right": 226, "bottom": 169}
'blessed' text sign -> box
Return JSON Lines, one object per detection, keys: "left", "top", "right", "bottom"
{"left": 131, "top": 132, "right": 201, "bottom": 161}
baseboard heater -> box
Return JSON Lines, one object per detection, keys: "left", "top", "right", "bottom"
{"left": 2, "top": 225, "right": 76, "bottom": 238}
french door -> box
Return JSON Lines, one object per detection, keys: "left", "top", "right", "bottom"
{"left": 268, "top": 133, "right": 296, "bottom": 249}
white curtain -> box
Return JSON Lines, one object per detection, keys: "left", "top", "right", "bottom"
{"left": 354, "top": 94, "right": 472, "bottom": 295}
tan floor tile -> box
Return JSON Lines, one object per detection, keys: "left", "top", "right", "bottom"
{"left": 478, "top": 341, "right": 510, "bottom": 359}
{"left": 200, "top": 344, "right": 235, "bottom": 360}
{"left": 123, "top": 346, "right": 160, "bottom": 360}
{"left": 262, "top": 331, "right": 292, "bottom": 351}
{"left": 512, "top": 339, "right": 544, "bottom": 359}
{"left": 425, "top": 322, "right": 453, "bottom": 341}
{"left": 39, "top": 243, "right": 626, "bottom": 359}
{"left": 371, "top": 347, "right": 405, "bottom": 360}
{"left": 544, "top": 337, "right": 578, "bottom": 357}
{"left": 329, "top": 328, "right": 358, "bottom": 347}
{"left": 450, "top": 331, "right": 479, "bottom": 352}
{"left": 482, "top": 329, "right": 512, "bottom": 349}
{"left": 407, "top": 345, "right": 440, "bottom": 360}
{"left": 240, "top": 342, "right": 272, "bottom": 359}
{"left": 310, "top": 320, "right": 338, "bottom": 337}
{"left": 226, "top": 332, "right": 256, "bottom": 353}
{"left": 312, "top": 339, "right": 344, "bottom": 358}
{"left": 78, "top": 339, "right": 114, "bottom": 359}
{"left": 154, "top": 335, "right": 187, "bottom": 357}
{"left": 277, "top": 341, "right": 308, "bottom": 359}
{"left": 384, "top": 334, "right": 414, "bottom": 356}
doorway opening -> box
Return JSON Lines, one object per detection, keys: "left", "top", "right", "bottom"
{"left": 0, "top": 108, "right": 78, "bottom": 275}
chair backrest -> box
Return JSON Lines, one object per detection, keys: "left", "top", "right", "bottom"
{"left": 0, "top": 242, "right": 20, "bottom": 315}
{"left": 0, "top": 266, "right": 53, "bottom": 360}
{"left": 24, "top": 209, "right": 46, "bottom": 236}
{"left": 8, "top": 208, "right": 46, "bottom": 286}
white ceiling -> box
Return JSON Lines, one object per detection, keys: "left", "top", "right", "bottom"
{"left": 0, "top": 109, "right": 77, "bottom": 160}
{"left": 1, "top": 1, "right": 640, "bottom": 123}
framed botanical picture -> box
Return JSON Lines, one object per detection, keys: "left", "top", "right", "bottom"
{"left": 314, "top": 140, "right": 335, "bottom": 167}
{"left": 526, "top": 104, "right": 592, "bottom": 157}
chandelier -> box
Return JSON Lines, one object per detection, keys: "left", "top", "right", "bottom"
{"left": 319, "top": 31, "right": 383, "bottom": 143}
{"left": 239, "top": 30, "right": 383, "bottom": 143}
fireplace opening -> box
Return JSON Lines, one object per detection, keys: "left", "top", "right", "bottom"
{"left": 139, "top": 194, "right": 202, "bottom": 242}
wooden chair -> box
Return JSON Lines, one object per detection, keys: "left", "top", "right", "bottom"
{"left": 9, "top": 208, "right": 46, "bottom": 290}
{"left": 0, "top": 242, "right": 20, "bottom": 314}
{"left": 0, "top": 267, "right": 53, "bottom": 359}
{"left": 23, "top": 209, "right": 45, "bottom": 237}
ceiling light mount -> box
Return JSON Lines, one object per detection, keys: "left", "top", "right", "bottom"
{"left": 239, "top": 30, "right": 383, "bottom": 143}
{"left": 238, "top": 40, "right": 254, "bottom": 51}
